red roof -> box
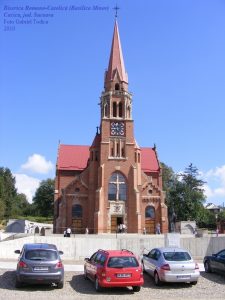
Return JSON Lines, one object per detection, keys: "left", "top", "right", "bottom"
{"left": 105, "top": 20, "right": 128, "bottom": 84}
{"left": 57, "top": 145, "right": 90, "bottom": 170}
{"left": 141, "top": 147, "right": 159, "bottom": 172}
{"left": 57, "top": 144, "right": 159, "bottom": 172}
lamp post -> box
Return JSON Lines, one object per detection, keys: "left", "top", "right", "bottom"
{"left": 215, "top": 213, "right": 218, "bottom": 236}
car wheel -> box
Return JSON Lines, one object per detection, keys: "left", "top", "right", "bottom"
{"left": 56, "top": 281, "right": 64, "bottom": 289}
{"left": 133, "top": 286, "right": 141, "bottom": 292}
{"left": 204, "top": 261, "right": 212, "bottom": 273}
{"left": 15, "top": 279, "right": 22, "bottom": 288}
{"left": 95, "top": 277, "right": 102, "bottom": 292}
{"left": 190, "top": 281, "right": 198, "bottom": 285}
{"left": 154, "top": 271, "right": 162, "bottom": 286}
{"left": 84, "top": 267, "right": 88, "bottom": 280}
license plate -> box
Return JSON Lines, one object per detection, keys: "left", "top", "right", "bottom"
{"left": 117, "top": 273, "right": 131, "bottom": 278}
{"left": 33, "top": 267, "right": 48, "bottom": 271}
{"left": 177, "top": 275, "right": 191, "bottom": 279}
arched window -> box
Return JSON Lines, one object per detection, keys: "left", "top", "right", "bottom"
{"left": 119, "top": 102, "right": 123, "bottom": 117}
{"left": 113, "top": 102, "right": 117, "bottom": 117}
{"left": 104, "top": 103, "right": 108, "bottom": 117}
{"left": 127, "top": 105, "right": 131, "bottom": 118}
{"left": 145, "top": 206, "right": 155, "bottom": 219}
{"left": 72, "top": 204, "right": 82, "bottom": 218}
{"left": 108, "top": 172, "right": 127, "bottom": 201}
{"left": 115, "top": 83, "right": 120, "bottom": 90}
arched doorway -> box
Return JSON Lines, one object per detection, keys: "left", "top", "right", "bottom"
{"left": 72, "top": 204, "right": 83, "bottom": 233}
{"left": 145, "top": 206, "right": 155, "bottom": 234}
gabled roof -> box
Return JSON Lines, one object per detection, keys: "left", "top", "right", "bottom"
{"left": 57, "top": 144, "right": 159, "bottom": 172}
{"left": 205, "top": 203, "right": 220, "bottom": 210}
{"left": 141, "top": 147, "right": 159, "bottom": 172}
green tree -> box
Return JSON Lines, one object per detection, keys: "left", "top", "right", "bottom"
{"left": 11, "top": 193, "right": 31, "bottom": 217}
{"left": 196, "top": 206, "right": 216, "bottom": 229}
{"left": 162, "top": 163, "right": 206, "bottom": 227}
{"left": 218, "top": 210, "right": 225, "bottom": 222}
{"left": 180, "top": 163, "right": 206, "bottom": 221}
{"left": 0, "top": 167, "right": 17, "bottom": 218}
{"left": 161, "top": 162, "right": 176, "bottom": 192}
{"left": 32, "top": 179, "right": 54, "bottom": 217}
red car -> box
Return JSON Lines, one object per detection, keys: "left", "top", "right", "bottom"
{"left": 84, "top": 249, "right": 143, "bottom": 292}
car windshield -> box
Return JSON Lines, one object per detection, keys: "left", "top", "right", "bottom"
{"left": 25, "top": 250, "right": 58, "bottom": 261}
{"left": 107, "top": 256, "right": 139, "bottom": 268}
{"left": 163, "top": 251, "right": 191, "bottom": 261}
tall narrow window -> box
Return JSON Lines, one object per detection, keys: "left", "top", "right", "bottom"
{"left": 145, "top": 206, "right": 155, "bottom": 219}
{"left": 127, "top": 105, "right": 131, "bottom": 118}
{"left": 72, "top": 204, "right": 82, "bottom": 218}
{"left": 104, "top": 103, "right": 108, "bottom": 117}
{"left": 108, "top": 172, "right": 127, "bottom": 201}
{"left": 110, "top": 141, "right": 114, "bottom": 157}
{"left": 95, "top": 151, "right": 98, "bottom": 161}
{"left": 119, "top": 102, "right": 123, "bottom": 117}
{"left": 113, "top": 102, "right": 117, "bottom": 117}
{"left": 116, "top": 142, "right": 119, "bottom": 157}
{"left": 138, "top": 153, "right": 141, "bottom": 163}
{"left": 115, "top": 83, "right": 120, "bottom": 90}
{"left": 121, "top": 145, "right": 125, "bottom": 157}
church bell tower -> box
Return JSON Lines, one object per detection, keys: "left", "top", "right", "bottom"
{"left": 92, "top": 19, "right": 143, "bottom": 233}
{"left": 100, "top": 20, "right": 134, "bottom": 162}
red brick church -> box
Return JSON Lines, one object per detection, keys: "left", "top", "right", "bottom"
{"left": 54, "top": 20, "right": 168, "bottom": 234}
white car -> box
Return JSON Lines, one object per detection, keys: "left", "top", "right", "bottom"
{"left": 142, "top": 247, "right": 200, "bottom": 285}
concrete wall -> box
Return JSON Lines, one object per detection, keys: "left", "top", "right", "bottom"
{"left": 0, "top": 234, "right": 224, "bottom": 261}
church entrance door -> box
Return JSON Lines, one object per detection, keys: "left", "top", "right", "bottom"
{"left": 111, "top": 215, "right": 123, "bottom": 233}
{"left": 72, "top": 218, "right": 83, "bottom": 234}
{"left": 145, "top": 219, "right": 155, "bottom": 234}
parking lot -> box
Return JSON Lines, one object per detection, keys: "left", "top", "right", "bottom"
{"left": 0, "top": 269, "right": 225, "bottom": 300}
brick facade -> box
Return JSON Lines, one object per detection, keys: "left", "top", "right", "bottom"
{"left": 54, "top": 21, "right": 168, "bottom": 234}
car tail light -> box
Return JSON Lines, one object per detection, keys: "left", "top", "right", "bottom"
{"left": 101, "top": 269, "right": 106, "bottom": 277}
{"left": 195, "top": 263, "right": 199, "bottom": 270}
{"left": 137, "top": 268, "right": 143, "bottom": 276}
{"left": 160, "top": 264, "right": 170, "bottom": 271}
{"left": 55, "top": 261, "right": 63, "bottom": 269}
{"left": 18, "top": 261, "right": 28, "bottom": 269}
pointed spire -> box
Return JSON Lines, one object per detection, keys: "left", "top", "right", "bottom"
{"left": 105, "top": 20, "right": 128, "bottom": 87}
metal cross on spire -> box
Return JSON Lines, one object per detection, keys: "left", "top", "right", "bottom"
{"left": 113, "top": 4, "right": 120, "bottom": 18}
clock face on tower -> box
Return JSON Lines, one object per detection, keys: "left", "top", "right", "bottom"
{"left": 110, "top": 122, "right": 125, "bottom": 136}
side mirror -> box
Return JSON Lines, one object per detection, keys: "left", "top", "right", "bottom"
{"left": 212, "top": 253, "right": 217, "bottom": 257}
{"left": 84, "top": 257, "right": 90, "bottom": 262}
{"left": 14, "top": 250, "right": 21, "bottom": 254}
{"left": 59, "top": 251, "right": 64, "bottom": 255}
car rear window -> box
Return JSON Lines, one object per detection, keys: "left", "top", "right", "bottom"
{"left": 25, "top": 250, "right": 58, "bottom": 261}
{"left": 163, "top": 251, "right": 191, "bottom": 261}
{"left": 107, "top": 256, "right": 139, "bottom": 268}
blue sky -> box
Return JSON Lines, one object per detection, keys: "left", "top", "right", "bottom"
{"left": 1, "top": 0, "right": 225, "bottom": 205}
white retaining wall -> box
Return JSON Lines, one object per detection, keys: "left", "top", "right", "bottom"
{"left": 0, "top": 234, "right": 224, "bottom": 261}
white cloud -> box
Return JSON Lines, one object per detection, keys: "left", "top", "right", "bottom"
{"left": 203, "top": 164, "right": 225, "bottom": 202}
{"left": 14, "top": 174, "right": 41, "bottom": 203}
{"left": 21, "top": 154, "right": 54, "bottom": 174}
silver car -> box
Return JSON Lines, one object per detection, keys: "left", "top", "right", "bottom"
{"left": 142, "top": 247, "right": 200, "bottom": 285}
{"left": 15, "top": 243, "right": 64, "bottom": 288}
